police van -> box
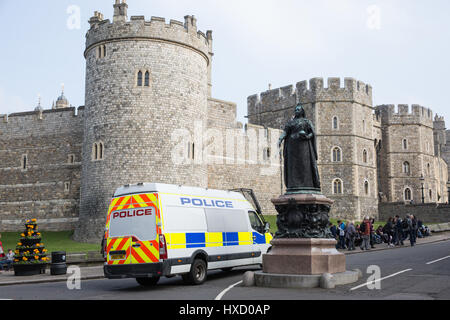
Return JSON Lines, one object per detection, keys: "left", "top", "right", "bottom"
{"left": 103, "top": 183, "right": 273, "bottom": 286}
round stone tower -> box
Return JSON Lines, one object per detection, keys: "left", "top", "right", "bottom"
{"left": 74, "top": 0, "right": 213, "bottom": 242}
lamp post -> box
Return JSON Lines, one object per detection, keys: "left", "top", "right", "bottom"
{"left": 420, "top": 174, "right": 425, "bottom": 204}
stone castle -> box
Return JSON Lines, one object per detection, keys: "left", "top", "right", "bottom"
{"left": 1, "top": 1, "right": 449, "bottom": 242}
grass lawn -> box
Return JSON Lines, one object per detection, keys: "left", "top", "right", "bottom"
{"left": 0, "top": 231, "right": 100, "bottom": 254}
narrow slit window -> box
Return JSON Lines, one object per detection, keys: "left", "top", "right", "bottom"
{"left": 22, "top": 155, "right": 28, "bottom": 170}
{"left": 99, "top": 142, "right": 104, "bottom": 160}
{"left": 93, "top": 143, "right": 98, "bottom": 160}
{"left": 145, "top": 71, "right": 150, "bottom": 87}
{"left": 332, "top": 116, "right": 339, "bottom": 130}
{"left": 137, "top": 71, "right": 143, "bottom": 87}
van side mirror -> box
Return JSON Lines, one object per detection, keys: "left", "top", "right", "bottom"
{"left": 265, "top": 222, "right": 270, "bottom": 233}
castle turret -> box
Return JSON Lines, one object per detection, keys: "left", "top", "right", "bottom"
{"left": 74, "top": 1, "right": 213, "bottom": 241}
{"left": 53, "top": 85, "right": 69, "bottom": 109}
{"left": 113, "top": 0, "right": 128, "bottom": 23}
{"left": 375, "top": 104, "right": 448, "bottom": 204}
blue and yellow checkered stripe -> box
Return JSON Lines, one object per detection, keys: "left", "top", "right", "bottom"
{"left": 166, "top": 232, "right": 273, "bottom": 249}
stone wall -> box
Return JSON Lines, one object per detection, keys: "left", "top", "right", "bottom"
{"left": 207, "top": 124, "right": 282, "bottom": 217}
{"left": 379, "top": 202, "right": 450, "bottom": 224}
{"left": 0, "top": 108, "right": 83, "bottom": 231}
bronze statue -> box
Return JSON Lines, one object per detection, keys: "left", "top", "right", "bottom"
{"left": 278, "top": 104, "right": 321, "bottom": 194}
{"left": 273, "top": 104, "right": 333, "bottom": 239}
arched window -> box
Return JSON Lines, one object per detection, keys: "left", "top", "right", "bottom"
{"left": 92, "top": 142, "right": 104, "bottom": 161}
{"left": 404, "top": 188, "right": 412, "bottom": 201}
{"left": 332, "top": 147, "right": 342, "bottom": 162}
{"left": 364, "top": 180, "right": 369, "bottom": 196}
{"left": 402, "top": 139, "right": 408, "bottom": 150}
{"left": 333, "top": 179, "right": 343, "bottom": 195}
{"left": 263, "top": 148, "right": 271, "bottom": 161}
{"left": 99, "top": 142, "right": 104, "bottom": 160}
{"left": 332, "top": 116, "right": 339, "bottom": 130}
{"left": 93, "top": 143, "right": 98, "bottom": 161}
{"left": 403, "top": 161, "right": 410, "bottom": 175}
{"left": 137, "top": 71, "right": 143, "bottom": 87}
{"left": 188, "top": 142, "right": 195, "bottom": 160}
{"left": 97, "top": 45, "right": 106, "bottom": 58}
{"left": 144, "top": 71, "right": 150, "bottom": 87}
{"left": 363, "top": 149, "right": 368, "bottom": 164}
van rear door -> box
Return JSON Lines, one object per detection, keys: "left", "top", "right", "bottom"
{"left": 106, "top": 193, "right": 161, "bottom": 265}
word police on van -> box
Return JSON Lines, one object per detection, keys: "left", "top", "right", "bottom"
{"left": 103, "top": 183, "right": 272, "bottom": 286}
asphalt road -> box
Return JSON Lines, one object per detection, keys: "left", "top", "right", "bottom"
{"left": 0, "top": 239, "right": 449, "bottom": 300}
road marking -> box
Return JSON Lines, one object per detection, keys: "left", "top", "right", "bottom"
{"left": 350, "top": 269, "right": 413, "bottom": 291}
{"left": 426, "top": 256, "right": 450, "bottom": 265}
{"left": 215, "top": 280, "right": 243, "bottom": 301}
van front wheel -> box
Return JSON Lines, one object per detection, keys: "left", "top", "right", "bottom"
{"left": 136, "top": 276, "right": 160, "bottom": 287}
{"left": 182, "top": 259, "right": 207, "bottom": 285}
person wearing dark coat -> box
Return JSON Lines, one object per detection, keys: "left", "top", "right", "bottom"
{"left": 394, "top": 215, "right": 404, "bottom": 246}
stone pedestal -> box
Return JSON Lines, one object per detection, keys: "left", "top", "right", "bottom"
{"left": 263, "top": 238, "right": 346, "bottom": 275}
{"left": 253, "top": 192, "right": 357, "bottom": 288}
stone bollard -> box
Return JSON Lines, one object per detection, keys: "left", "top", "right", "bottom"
{"left": 243, "top": 271, "right": 256, "bottom": 287}
{"left": 320, "top": 273, "right": 336, "bottom": 289}
{"left": 353, "top": 268, "right": 363, "bottom": 280}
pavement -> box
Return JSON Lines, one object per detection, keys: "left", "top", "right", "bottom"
{"left": 0, "top": 231, "right": 449, "bottom": 288}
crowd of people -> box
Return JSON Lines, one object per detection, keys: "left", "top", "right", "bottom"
{"left": 329, "top": 215, "right": 432, "bottom": 251}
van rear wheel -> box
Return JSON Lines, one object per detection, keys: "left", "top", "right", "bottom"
{"left": 182, "top": 259, "right": 207, "bottom": 285}
{"left": 136, "top": 276, "right": 160, "bottom": 286}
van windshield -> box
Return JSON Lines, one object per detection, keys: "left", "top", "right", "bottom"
{"left": 109, "top": 207, "right": 157, "bottom": 241}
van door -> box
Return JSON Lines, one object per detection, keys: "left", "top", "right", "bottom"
{"left": 248, "top": 210, "right": 269, "bottom": 262}
{"left": 106, "top": 193, "right": 161, "bottom": 265}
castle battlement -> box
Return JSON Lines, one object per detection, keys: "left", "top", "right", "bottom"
{"left": 0, "top": 107, "right": 84, "bottom": 138}
{"left": 248, "top": 77, "right": 373, "bottom": 117}
{"left": 376, "top": 104, "right": 434, "bottom": 127}
{"left": 86, "top": 3, "right": 213, "bottom": 63}
{"left": 434, "top": 114, "right": 445, "bottom": 122}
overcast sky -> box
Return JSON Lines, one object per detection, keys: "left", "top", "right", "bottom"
{"left": 1, "top": 0, "right": 449, "bottom": 125}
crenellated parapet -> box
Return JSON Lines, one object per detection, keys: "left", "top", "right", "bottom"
{"left": 85, "top": 10, "right": 213, "bottom": 65}
{"left": 376, "top": 104, "right": 434, "bottom": 128}
{"left": 0, "top": 107, "right": 84, "bottom": 138}
{"left": 248, "top": 77, "right": 373, "bottom": 122}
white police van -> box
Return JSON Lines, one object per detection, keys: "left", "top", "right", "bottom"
{"left": 103, "top": 183, "right": 272, "bottom": 286}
